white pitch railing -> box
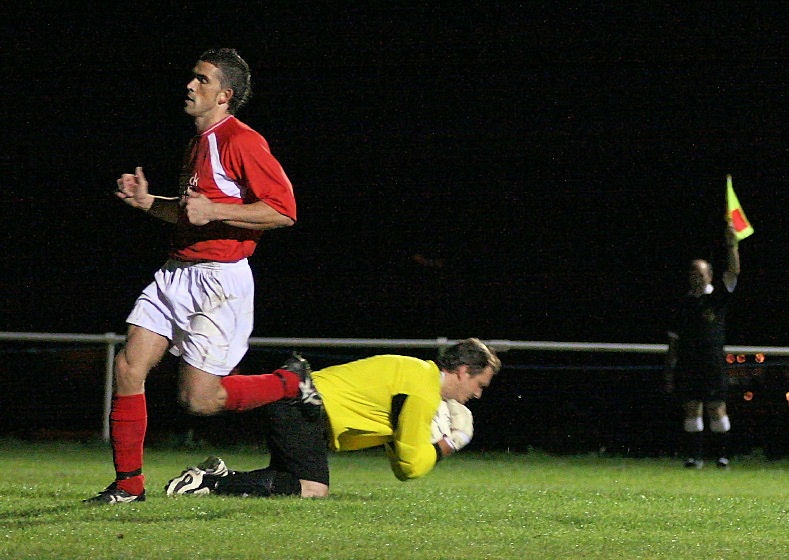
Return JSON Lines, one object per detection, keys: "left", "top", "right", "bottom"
{"left": 2, "top": 331, "right": 788, "bottom": 441}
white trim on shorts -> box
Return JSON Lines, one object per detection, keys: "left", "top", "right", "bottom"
{"left": 126, "top": 258, "right": 254, "bottom": 376}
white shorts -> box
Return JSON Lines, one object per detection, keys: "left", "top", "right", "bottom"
{"left": 126, "top": 258, "right": 254, "bottom": 376}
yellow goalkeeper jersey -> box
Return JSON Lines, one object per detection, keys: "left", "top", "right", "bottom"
{"left": 311, "top": 355, "right": 442, "bottom": 480}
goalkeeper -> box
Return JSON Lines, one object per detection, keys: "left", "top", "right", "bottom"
{"left": 165, "top": 338, "right": 500, "bottom": 498}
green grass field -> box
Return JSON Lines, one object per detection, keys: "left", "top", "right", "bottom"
{"left": 0, "top": 440, "right": 786, "bottom": 560}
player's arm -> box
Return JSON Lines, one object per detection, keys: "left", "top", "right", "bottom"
{"left": 116, "top": 166, "right": 180, "bottom": 224}
{"left": 723, "top": 223, "right": 740, "bottom": 290}
{"left": 663, "top": 332, "right": 678, "bottom": 393}
{"left": 182, "top": 191, "right": 294, "bottom": 230}
{"left": 385, "top": 395, "right": 441, "bottom": 481}
{"left": 188, "top": 133, "right": 296, "bottom": 230}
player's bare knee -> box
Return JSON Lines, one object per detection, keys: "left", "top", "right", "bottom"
{"left": 178, "top": 390, "right": 222, "bottom": 416}
{"left": 301, "top": 491, "right": 329, "bottom": 499}
{"left": 300, "top": 480, "right": 329, "bottom": 498}
{"left": 114, "top": 351, "right": 146, "bottom": 394}
{"left": 704, "top": 401, "right": 730, "bottom": 432}
{"left": 706, "top": 401, "right": 726, "bottom": 417}
{"left": 683, "top": 400, "right": 703, "bottom": 418}
{"left": 177, "top": 365, "right": 227, "bottom": 415}
{"left": 114, "top": 349, "right": 132, "bottom": 376}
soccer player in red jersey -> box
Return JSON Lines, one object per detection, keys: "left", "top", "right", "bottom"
{"left": 86, "top": 49, "right": 320, "bottom": 504}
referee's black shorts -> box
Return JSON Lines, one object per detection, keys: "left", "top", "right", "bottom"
{"left": 259, "top": 401, "right": 330, "bottom": 485}
{"left": 675, "top": 358, "right": 729, "bottom": 403}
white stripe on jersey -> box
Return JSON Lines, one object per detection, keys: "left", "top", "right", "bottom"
{"left": 207, "top": 133, "right": 242, "bottom": 198}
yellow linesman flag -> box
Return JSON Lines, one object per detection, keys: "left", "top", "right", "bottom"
{"left": 726, "top": 175, "right": 754, "bottom": 241}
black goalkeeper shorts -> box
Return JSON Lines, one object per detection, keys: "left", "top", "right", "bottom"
{"left": 259, "top": 401, "right": 330, "bottom": 485}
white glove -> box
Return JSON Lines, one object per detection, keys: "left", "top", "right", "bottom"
{"left": 431, "top": 400, "right": 452, "bottom": 444}
{"left": 445, "top": 399, "right": 473, "bottom": 452}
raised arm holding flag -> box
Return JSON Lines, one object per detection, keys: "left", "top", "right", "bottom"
{"left": 726, "top": 174, "right": 754, "bottom": 241}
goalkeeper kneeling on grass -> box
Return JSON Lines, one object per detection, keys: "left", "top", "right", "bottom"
{"left": 165, "top": 338, "right": 500, "bottom": 498}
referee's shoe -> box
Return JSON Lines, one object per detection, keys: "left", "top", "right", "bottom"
{"left": 280, "top": 352, "right": 323, "bottom": 418}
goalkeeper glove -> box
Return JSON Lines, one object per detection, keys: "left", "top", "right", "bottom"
{"left": 430, "top": 400, "right": 452, "bottom": 444}
{"left": 445, "top": 399, "right": 473, "bottom": 452}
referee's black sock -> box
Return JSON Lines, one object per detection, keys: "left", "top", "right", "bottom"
{"left": 684, "top": 430, "right": 704, "bottom": 460}
{"left": 711, "top": 431, "right": 729, "bottom": 460}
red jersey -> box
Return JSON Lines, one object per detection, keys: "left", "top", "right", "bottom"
{"left": 170, "top": 116, "right": 297, "bottom": 262}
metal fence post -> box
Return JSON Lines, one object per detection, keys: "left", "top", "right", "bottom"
{"left": 102, "top": 333, "right": 117, "bottom": 442}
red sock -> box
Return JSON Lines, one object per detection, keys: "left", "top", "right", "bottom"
{"left": 110, "top": 393, "right": 147, "bottom": 495}
{"left": 220, "top": 371, "right": 300, "bottom": 412}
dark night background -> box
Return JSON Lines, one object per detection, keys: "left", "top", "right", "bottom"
{"left": 4, "top": 3, "right": 787, "bottom": 343}
{"left": 1, "top": 4, "right": 786, "bottom": 453}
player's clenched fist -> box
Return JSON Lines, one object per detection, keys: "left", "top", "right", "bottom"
{"left": 430, "top": 399, "right": 473, "bottom": 452}
{"left": 183, "top": 188, "right": 214, "bottom": 226}
{"left": 115, "top": 166, "right": 153, "bottom": 211}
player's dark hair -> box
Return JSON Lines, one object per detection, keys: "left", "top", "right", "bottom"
{"left": 436, "top": 338, "right": 501, "bottom": 376}
{"left": 198, "top": 48, "right": 252, "bottom": 114}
